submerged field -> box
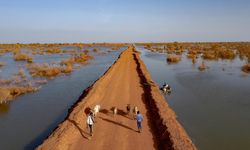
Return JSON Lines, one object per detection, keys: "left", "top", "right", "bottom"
{"left": 0, "top": 42, "right": 250, "bottom": 149}
{"left": 0, "top": 44, "right": 126, "bottom": 149}
{"left": 140, "top": 42, "right": 250, "bottom": 73}
{"left": 136, "top": 43, "right": 250, "bottom": 150}
{"left": 0, "top": 43, "right": 124, "bottom": 102}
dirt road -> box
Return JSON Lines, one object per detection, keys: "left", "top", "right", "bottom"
{"left": 37, "top": 46, "right": 196, "bottom": 150}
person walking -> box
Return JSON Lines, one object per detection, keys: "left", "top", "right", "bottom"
{"left": 136, "top": 111, "right": 143, "bottom": 133}
{"left": 86, "top": 111, "right": 95, "bottom": 136}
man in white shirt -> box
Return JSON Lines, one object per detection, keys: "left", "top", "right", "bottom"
{"left": 86, "top": 112, "right": 95, "bottom": 136}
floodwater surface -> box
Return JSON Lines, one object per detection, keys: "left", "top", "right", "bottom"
{"left": 0, "top": 47, "right": 125, "bottom": 150}
{"left": 137, "top": 46, "right": 250, "bottom": 150}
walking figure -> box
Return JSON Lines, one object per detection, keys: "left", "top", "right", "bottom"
{"left": 136, "top": 111, "right": 143, "bottom": 133}
{"left": 86, "top": 111, "right": 95, "bottom": 136}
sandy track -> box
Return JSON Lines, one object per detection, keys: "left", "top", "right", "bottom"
{"left": 37, "top": 46, "right": 196, "bottom": 150}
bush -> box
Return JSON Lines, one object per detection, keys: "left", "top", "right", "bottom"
{"left": 216, "top": 49, "right": 236, "bottom": 60}
{"left": 202, "top": 51, "right": 217, "bottom": 60}
{"left": 242, "top": 64, "right": 250, "bottom": 73}
{"left": 83, "top": 50, "right": 90, "bottom": 54}
{"left": 35, "top": 80, "right": 48, "bottom": 85}
{"left": 0, "top": 79, "right": 12, "bottom": 85}
{"left": 27, "top": 63, "right": 75, "bottom": 78}
{"left": 18, "top": 68, "right": 26, "bottom": 78}
{"left": 187, "top": 53, "right": 197, "bottom": 59}
{"left": 166, "top": 54, "right": 181, "bottom": 64}
{"left": 27, "top": 64, "right": 61, "bottom": 77}
{"left": 45, "top": 48, "right": 61, "bottom": 54}
{"left": 0, "top": 62, "right": 5, "bottom": 67}
{"left": 13, "top": 53, "right": 33, "bottom": 63}
{"left": 93, "top": 48, "right": 99, "bottom": 52}
{"left": 61, "top": 65, "right": 73, "bottom": 74}
{"left": 74, "top": 53, "right": 93, "bottom": 63}
{"left": 0, "top": 86, "right": 38, "bottom": 102}
{"left": 198, "top": 61, "right": 206, "bottom": 71}
{"left": 0, "top": 88, "right": 11, "bottom": 102}
{"left": 60, "top": 59, "right": 75, "bottom": 66}
{"left": 60, "top": 53, "right": 93, "bottom": 67}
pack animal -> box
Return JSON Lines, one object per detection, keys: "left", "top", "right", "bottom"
{"left": 133, "top": 106, "right": 138, "bottom": 119}
{"left": 93, "top": 105, "right": 101, "bottom": 117}
{"left": 113, "top": 107, "right": 117, "bottom": 115}
{"left": 126, "top": 104, "right": 131, "bottom": 115}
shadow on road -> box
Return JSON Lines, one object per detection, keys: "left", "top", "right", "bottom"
{"left": 100, "top": 108, "right": 133, "bottom": 120}
{"left": 68, "top": 119, "right": 89, "bottom": 139}
{"left": 100, "top": 108, "right": 109, "bottom": 114}
{"left": 98, "top": 116, "right": 137, "bottom": 132}
{"left": 133, "top": 51, "right": 172, "bottom": 149}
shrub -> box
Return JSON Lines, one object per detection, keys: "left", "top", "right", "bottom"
{"left": 166, "top": 54, "right": 181, "bottom": 64}
{"left": 74, "top": 53, "right": 93, "bottom": 63}
{"left": 60, "top": 59, "right": 75, "bottom": 66}
{"left": 62, "top": 49, "right": 76, "bottom": 54}
{"left": 13, "top": 53, "right": 33, "bottom": 63}
{"left": 45, "top": 48, "right": 61, "bottom": 54}
{"left": 61, "top": 65, "right": 73, "bottom": 74}
{"left": 0, "top": 86, "right": 38, "bottom": 102}
{"left": 0, "top": 62, "right": 5, "bottom": 67}
{"left": 18, "top": 68, "right": 26, "bottom": 78}
{"left": 35, "top": 80, "right": 48, "bottom": 85}
{"left": 216, "top": 49, "right": 236, "bottom": 60}
{"left": 93, "top": 48, "right": 99, "bottom": 52}
{"left": 192, "top": 58, "right": 196, "bottom": 64}
{"left": 83, "top": 50, "right": 90, "bottom": 54}
{"left": 60, "top": 53, "right": 93, "bottom": 67}
{"left": 202, "top": 51, "right": 217, "bottom": 60}
{"left": 0, "top": 79, "right": 12, "bottom": 85}
{"left": 198, "top": 61, "right": 206, "bottom": 71}
{"left": 242, "top": 64, "right": 250, "bottom": 73}
{"left": 27, "top": 63, "right": 75, "bottom": 78}
{"left": 27, "top": 64, "right": 61, "bottom": 77}
{"left": 187, "top": 53, "right": 197, "bottom": 59}
{"left": 112, "top": 47, "right": 118, "bottom": 50}
{"left": 38, "top": 67, "right": 60, "bottom": 77}
{"left": 0, "top": 88, "right": 11, "bottom": 102}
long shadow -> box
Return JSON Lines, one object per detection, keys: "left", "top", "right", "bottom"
{"left": 116, "top": 108, "right": 126, "bottom": 116}
{"left": 100, "top": 108, "right": 133, "bottom": 120}
{"left": 98, "top": 116, "right": 137, "bottom": 132}
{"left": 68, "top": 119, "right": 89, "bottom": 139}
{"left": 25, "top": 48, "right": 128, "bottom": 149}
{"left": 99, "top": 108, "right": 110, "bottom": 115}
{"left": 117, "top": 108, "right": 133, "bottom": 120}
{"left": 132, "top": 48, "right": 173, "bottom": 149}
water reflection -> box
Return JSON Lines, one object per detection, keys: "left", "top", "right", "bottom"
{"left": 0, "top": 47, "right": 125, "bottom": 150}
{"left": 0, "top": 102, "right": 10, "bottom": 115}
{"left": 137, "top": 46, "right": 250, "bottom": 150}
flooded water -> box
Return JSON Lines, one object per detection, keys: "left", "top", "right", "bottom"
{"left": 0, "top": 47, "right": 125, "bottom": 150}
{"left": 137, "top": 46, "right": 250, "bottom": 150}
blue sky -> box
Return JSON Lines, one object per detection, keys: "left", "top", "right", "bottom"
{"left": 0, "top": 0, "right": 249, "bottom": 43}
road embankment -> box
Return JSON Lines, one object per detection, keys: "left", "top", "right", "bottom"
{"left": 37, "top": 45, "right": 196, "bottom": 150}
